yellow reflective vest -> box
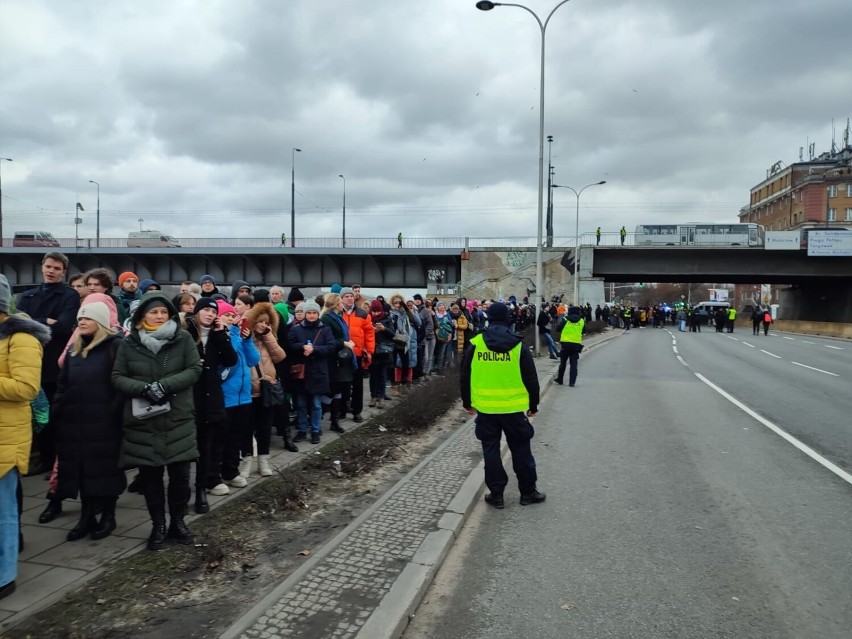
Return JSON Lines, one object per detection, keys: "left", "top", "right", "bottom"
{"left": 727, "top": 308, "right": 737, "bottom": 320}
{"left": 560, "top": 318, "right": 584, "bottom": 344}
{"left": 468, "top": 334, "right": 528, "bottom": 414}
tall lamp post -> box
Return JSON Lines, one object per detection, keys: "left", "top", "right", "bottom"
{"left": 89, "top": 180, "right": 100, "bottom": 247}
{"left": 0, "top": 158, "right": 12, "bottom": 246}
{"left": 477, "top": 0, "right": 571, "bottom": 356}
{"left": 546, "top": 135, "right": 554, "bottom": 247}
{"left": 338, "top": 174, "right": 346, "bottom": 248}
{"left": 291, "top": 147, "right": 301, "bottom": 247}
{"left": 552, "top": 180, "right": 606, "bottom": 305}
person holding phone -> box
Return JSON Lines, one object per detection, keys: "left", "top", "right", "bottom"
{"left": 183, "top": 298, "right": 238, "bottom": 512}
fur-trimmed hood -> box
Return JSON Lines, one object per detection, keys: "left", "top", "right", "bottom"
{"left": 244, "top": 302, "right": 279, "bottom": 335}
{"left": 0, "top": 314, "right": 52, "bottom": 345}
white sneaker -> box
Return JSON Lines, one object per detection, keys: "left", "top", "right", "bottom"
{"left": 226, "top": 475, "right": 247, "bottom": 488}
{"left": 238, "top": 456, "right": 253, "bottom": 479}
{"left": 209, "top": 483, "right": 230, "bottom": 496}
{"left": 258, "top": 455, "right": 274, "bottom": 477}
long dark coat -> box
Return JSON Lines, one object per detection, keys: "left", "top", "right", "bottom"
{"left": 184, "top": 317, "right": 238, "bottom": 424}
{"left": 54, "top": 333, "right": 127, "bottom": 499}
{"left": 286, "top": 320, "right": 336, "bottom": 396}
{"left": 112, "top": 293, "right": 202, "bottom": 468}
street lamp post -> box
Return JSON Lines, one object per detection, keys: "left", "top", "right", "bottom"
{"left": 477, "top": 0, "right": 571, "bottom": 356}
{"left": 291, "top": 147, "right": 301, "bottom": 247}
{"left": 546, "top": 135, "right": 554, "bottom": 248}
{"left": 0, "top": 158, "right": 12, "bottom": 246}
{"left": 89, "top": 180, "right": 100, "bottom": 247}
{"left": 338, "top": 174, "right": 346, "bottom": 248}
{"left": 552, "top": 180, "right": 606, "bottom": 305}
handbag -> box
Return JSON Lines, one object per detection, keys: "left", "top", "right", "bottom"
{"left": 338, "top": 346, "right": 354, "bottom": 360}
{"left": 131, "top": 397, "right": 171, "bottom": 420}
{"left": 289, "top": 327, "right": 323, "bottom": 381}
{"left": 256, "top": 366, "right": 284, "bottom": 408}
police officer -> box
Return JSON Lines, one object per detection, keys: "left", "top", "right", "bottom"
{"left": 460, "top": 302, "right": 545, "bottom": 509}
{"left": 555, "top": 306, "right": 585, "bottom": 387}
{"left": 726, "top": 306, "right": 737, "bottom": 333}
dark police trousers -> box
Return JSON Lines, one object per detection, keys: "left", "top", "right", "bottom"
{"left": 557, "top": 342, "right": 582, "bottom": 386}
{"left": 474, "top": 412, "right": 537, "bottom": 496}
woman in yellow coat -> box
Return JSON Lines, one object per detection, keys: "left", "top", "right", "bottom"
{"left": 0, "top": 274, "right": 50, "bottom": 599}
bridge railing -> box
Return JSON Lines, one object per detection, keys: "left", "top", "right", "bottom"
{"left": 5, "top": 236, "right": 584, "bottom": 250}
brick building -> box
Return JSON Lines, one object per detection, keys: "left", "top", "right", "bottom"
{"left": 739, "top": 143, "right": 852, "bottom": 231}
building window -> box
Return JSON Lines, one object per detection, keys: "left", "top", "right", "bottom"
{"left": 846, "top": 208, "right": 852, "bottom": 221}
{"left": 828, "top": 185, "right": 837, "bottom": 197}
{"left": 847, "top": 184, "right": 852, "bottom": 197}
{"left": 828, "top": 208, "right": 837, "bottom": 221}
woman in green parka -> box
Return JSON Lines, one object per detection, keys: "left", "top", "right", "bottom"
{"left": 112, "top": 292, "right": 201, "bottom": 550}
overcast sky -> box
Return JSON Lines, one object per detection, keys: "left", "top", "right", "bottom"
{"left": 1, "top": 0, "right": 850, "bottom": 245}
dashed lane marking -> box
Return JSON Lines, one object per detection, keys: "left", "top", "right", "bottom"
{"left": 694, "top": 373, "right": 852, "bottom": 487}
{"left": 825, "top": 345, "right": 843, "bottom": 350}
{"left": 676, "top": 355, "right": 688, "bottom": 366}
{"left": 742, "top": 342, "right": 755, "bottom": 348}
{"left": 760, "top": 350, "right": 782, "bottom": 359}
{"left": 783, "top": 337, "right": 795, "bottom": 340}
{"left": 802, "top": 340, "right": 815, "bottom": 345}
{"left": 791, "top": 361, "right": 839, "bottom": 377}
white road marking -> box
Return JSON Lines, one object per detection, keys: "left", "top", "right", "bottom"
{"left": 783, "top": 337, "right": 795, "bottom": 340}
{"left": 676, "top": 355, "right": 688, "bottom": 366}
{"left": 727, "top": 336, "right": 739, "bottom": 341}
{"left": 760, "top": 350, "right": 781, "bottom": 359}
{"left": 673, "top": 346, "right": 679, "bottom": 354}
{"left": 802, "top": 341, "right": 815, "bottom": 345}
{"left": 694, "top": 373, "right": 852, "bottom": 487}
{"left": 825, "top": 345, "right": 843, "bottom": 350}
{"left": 742, "top": 342, "right": 755, "bottom": 348}
{"left": 791, "top": 361, "right": 839, "bottom": 377}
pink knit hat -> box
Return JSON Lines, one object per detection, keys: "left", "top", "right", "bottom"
{"left": 216, "top": 300, "right": 237, "bottom": 316}
{"left": 82, "top": 293, "right": 120, "bottom": 328}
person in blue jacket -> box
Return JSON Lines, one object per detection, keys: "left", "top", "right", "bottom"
{"left": 216, "top": 300, "right": 259, "bottom": 491}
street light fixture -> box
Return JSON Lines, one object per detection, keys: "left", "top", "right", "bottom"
{"left": 291, "top": 147, "right": 301, "bottom": 248}
{"left": 0, "top": 158, "right": 12, "bottom": 246}
{"left": 477, "top": 0, "right": 572, "bottom": 355}
{"left": 89, "top": 180, "right": 100, "bottom": 247}
{"left": 552, "top": 180, "right": 606, "bottom": 305}
{"left": 338, "top": 174, "right": 346, "bottom": 248}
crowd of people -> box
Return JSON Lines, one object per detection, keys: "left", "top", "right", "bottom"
{"left": 0, "top": 251, "right": 550, "bottom": 597}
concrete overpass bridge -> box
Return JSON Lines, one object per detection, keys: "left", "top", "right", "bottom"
{"left": 2, "top": 236, "right": 849, "bottom": 321}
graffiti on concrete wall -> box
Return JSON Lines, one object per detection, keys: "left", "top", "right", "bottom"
{"left": 506, "top": 252, "right": 526, "bottom": 268}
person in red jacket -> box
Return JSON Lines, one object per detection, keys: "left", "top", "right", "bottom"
{"left": 339, "top": 287, "right": 375, "bottom": 422}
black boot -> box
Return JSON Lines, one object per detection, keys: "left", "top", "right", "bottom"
{"left": 330, "top": 399, "right": 346, "bottom": 434}
{"left": 167, "top": 513, "right": 193, "bottom": 545}
{"left": 147, "top": 520, "right": 168, "bottom": 551}
{"left": 90, "top": 498, "right": 117, "bottom": 541}
{"left": 66, "top": 499, "right": 98, "bottom": 541}
{"left": 282, "top": 433, "right": 299, "bottom": 453}
{"left": 38, "top": 493, "right": 63, "bottom": 524}
{"left": 144, "top": 478, "right": 168, "bottom": 551}
{"left": 194, "top": 488, "right": 209, "bottom": 514}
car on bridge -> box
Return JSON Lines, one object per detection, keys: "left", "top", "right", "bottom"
{"left": 127, "top": 231, "right": 181, "bottom": 248}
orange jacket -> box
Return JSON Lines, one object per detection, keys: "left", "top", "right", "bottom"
{"left": 342, "top": 305, "right": 375, "bottom": 356}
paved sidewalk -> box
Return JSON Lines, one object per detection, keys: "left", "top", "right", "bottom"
{"left": 222, "top": 329, "right": 618, "bottom": 639}
{"left": 0, "top": 329, "right": 618, "bottom": 636}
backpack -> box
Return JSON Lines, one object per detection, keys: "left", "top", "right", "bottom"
{"left": 555, "top": 314, "right": 568, "bottom": 332}
{"left": 392, "top": 313, "right": 410, "bottom": 350}
{"left": 436, "top": 318, "right": 452, "bottom": 342}
{"left": 763, "top": 312, "right": 772, "bottom": 324}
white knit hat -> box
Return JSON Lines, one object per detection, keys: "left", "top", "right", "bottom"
{"left": 77, "top": 301, "right": 111, "bottom": 329}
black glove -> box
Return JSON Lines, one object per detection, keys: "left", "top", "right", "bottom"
{"left": 142, "top": 381, "right": 169, "bottom": 405}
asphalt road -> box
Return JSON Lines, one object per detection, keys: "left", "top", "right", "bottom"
{"left": 403, "top": 328, "right": 852, "bottom": 639}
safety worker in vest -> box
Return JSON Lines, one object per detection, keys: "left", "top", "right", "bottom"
{"left": 621, "top": 306, "right": 632, "bottom": 330}
{"left": 555, "top": 306, "right": 586, "bottom": 387}
{"left": 596, "top": 227, "right": 601, "bottom": 245}
{"left": 460, "top": 302, "right": 545, "bottom": 509}
{"left": 620, "top": 226, "right": 627, "bottom": 245}
{"left": 726, "top": 306, "right": 737, "bottom": 333}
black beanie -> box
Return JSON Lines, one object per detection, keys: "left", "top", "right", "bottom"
{"left": 287, "top": 287, "right": 304, "bottom": 303}
{"left": 487, "top": 302, "right": 511, "bottom": 324}
{"left": 253, "top": 288, "right": 271, "bottom": 303}
{"left": 193, "top": 297, "right": 218, "bottom": 315}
